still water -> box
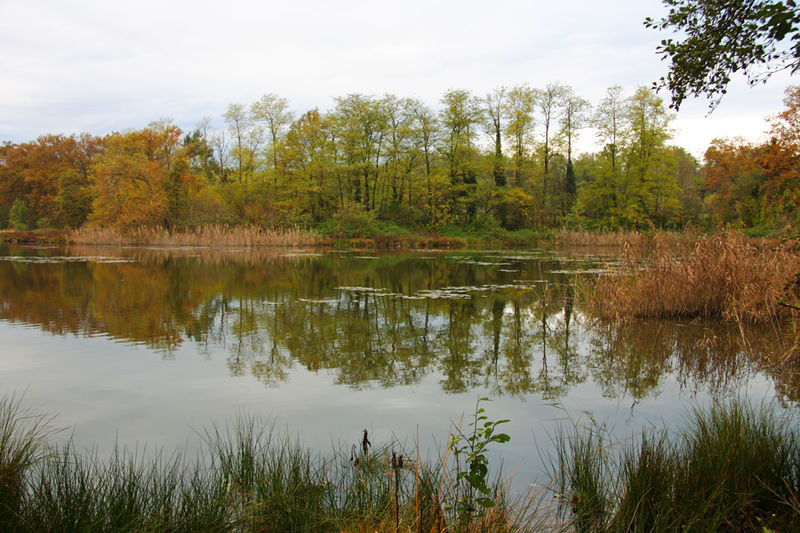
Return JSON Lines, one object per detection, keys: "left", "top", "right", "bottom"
{"left": 0, "top": 244, "right": 794, "bottom": 489}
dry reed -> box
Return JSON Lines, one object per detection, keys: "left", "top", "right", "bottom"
{"left": 584, "top": 232, "right": 800, "bottom": 324}
{"left": 69, "top": 225, "right": 320, "bottom": 247}
{"left": 552, "top": 229, "right": 659, "bottom": 248}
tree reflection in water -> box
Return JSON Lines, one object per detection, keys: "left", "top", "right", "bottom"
{"left": 0, "top": 244, "right": 795, "bottom": 404}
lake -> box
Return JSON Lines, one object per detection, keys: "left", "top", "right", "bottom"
{"left": 0, "top": 243, "right": 793, "bottom": 491}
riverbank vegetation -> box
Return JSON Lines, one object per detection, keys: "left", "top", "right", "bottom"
{"left": 583, "top": 232, "right": 800, "bottom": 325}
{"left": 0, "top": 395, "right": 544, "bottom": 532}
{"left": 1, "top": 85, "right": 798, "bottom": 243}
{"left": 553, "top": 401, "right": 800, "bottom": 532}
{"left": 68, "top": 225, "right": 320, "bottom": 247}
{"left": 2, "top": 396, "right": 798, "bottom": 531}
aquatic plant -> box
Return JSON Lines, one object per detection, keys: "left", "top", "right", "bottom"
{"left": 551, "top": 401, "right": 800, "bottom": 532}
{"left": 584, "top": 232, "right": 800, "bottom": 324}
{"left": 0, "top": 398, "right": 542, "bottom": 532}
{"left": 0, "top": 395, "right": 56, "bottom": 531}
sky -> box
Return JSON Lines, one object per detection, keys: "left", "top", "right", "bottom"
{"left": 0, "top": 0, "right": 796, "bottom": 159}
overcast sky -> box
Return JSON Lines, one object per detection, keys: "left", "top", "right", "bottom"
{"left": 0, "top": 0, "right": 795, "bottom": 158}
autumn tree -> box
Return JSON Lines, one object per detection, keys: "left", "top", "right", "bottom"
{"left": 90, "top": 127, "right": 188, "bottom": 229}
{"left": 0, "top": 134, "right": 99, "bottom": 229}
{"left": 763, "top": 85, "right": 800, "bottom": 221}
{"left": 702, "top": 138, "right": 767, "bottom": 225}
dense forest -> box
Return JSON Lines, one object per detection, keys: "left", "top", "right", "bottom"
{"left": 1, "top": 84, "right": 798, "bottom": 236}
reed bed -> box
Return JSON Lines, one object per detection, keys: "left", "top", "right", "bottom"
{"left": 551, "top": 229, "right": 664, "bottom": 248}
{"left": 0, "top": 396, "right": 547, "bottom": 532}
{"left": 584, "top": 232, "right": 800, "bottom": 324}
{"left": 66, "top": 243, "right": 323, "bottom": 267}
{"left": 69, "top": 225, "right": 321, "bottom": 247}
{"left": 551, "top": 401, "right": 800, "bottom": 532}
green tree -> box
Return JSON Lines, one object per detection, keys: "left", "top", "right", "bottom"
{"left": 280, "top": 109, "right": 337, "bottom": 221}
{"left": 250, "top": 93, "right": 294, "bottom": 179}
{"left": 593, "top": 86, "right": 627, "bottom": 178}
{"left": 332, "top": 94, "right": 388, "bottom": 210}
{"left": 9, "top": 198, "right": 30, "bottom": 229}
{"left": 484, "top": 86, "right": 507, "bottom": 187}
{"left": 559, "top": 87, "right": 591, "bottom": 198}
{"left": 439, "top": 89, "right": 483, "bottom": 220}
{"left": 503, "top": 85, "right": 536, "bottom": 187}
{"left": 622, "top": 87, "right": 674, "bottom": 226}
{"left": 223, "top": 103, "right": 265, "bottom": 195}
{"left": 646, "top": 0, "right": 800, "bottom": 108}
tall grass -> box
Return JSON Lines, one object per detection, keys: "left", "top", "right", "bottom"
{"left": 0, "top": 395, "right": 56, "bottom": 531}
{"left": 551, "top": 229, "right": 664, "bottom": 248}
{"left": 551, "top": 401, "right": 800, "bottom": 532}
{"left": 584, "top": 232, "right": 800, "bottom": 324}
{"left": 1, "top": 401, "right": 545, "bottom": 532}
{"left": 69, "top": 225, "right": 320, "bottom": 247}
{"left": 6, "top": 396, "right": 797, "bottom": 531}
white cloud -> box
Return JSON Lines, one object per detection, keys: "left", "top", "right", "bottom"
{"left": 0, "top": 0, "right": 794, "bottom": 159}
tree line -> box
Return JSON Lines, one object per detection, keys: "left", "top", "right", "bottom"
{"left": 1, "top": 84, "right": 798, "bottom": 234}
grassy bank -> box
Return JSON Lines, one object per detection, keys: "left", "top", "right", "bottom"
{"left": 553, "top": 401, "right": 800, "bottom": 532}
{"left": 0, "top": 396, "right": 544, "bottom": 532}
{"left": 583, "top": 232, "right": 800, "bottom": 324}
{"left": 2, "top": 395, "right": 798, "bottom": 531}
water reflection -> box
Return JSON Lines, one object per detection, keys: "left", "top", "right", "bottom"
{"left": 0, "top": 244, "right": 795, "bottom": 404}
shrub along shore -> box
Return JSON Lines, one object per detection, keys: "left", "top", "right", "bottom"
{"left": 1, "top": 396, "right": 798, "bottom": 532}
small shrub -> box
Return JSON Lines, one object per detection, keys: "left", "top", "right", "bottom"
{"left": 9, "top": 199, "right": 30, "bottom": 230}
{"left": 318, "top": 203, "right": 379, "bottom": 239}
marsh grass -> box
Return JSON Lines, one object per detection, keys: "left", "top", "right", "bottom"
{"left": 552, "top": 402, "right": 800, "bottom": 532}
{"left": 69, "top": 225, "right": 320, "bottom": 247}
{"left": 2, "top": 403, "right": 545, "bottom": 532}
{"left": 584, "top": 232, "right": 800, "bottom": 324}
{"left": 551, "top": 229, "right": 665, "bottom": 248}
{"left": 0, "top": 395, "right": 57, "bottom": 530}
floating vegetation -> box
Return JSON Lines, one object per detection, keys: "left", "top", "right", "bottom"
{"left": 278, "top": 252, "right": 324, "bottom": 258}
{"left": 548, "top": 268, "right": 608, "bottom": 275}
{"left": 0, "top": 256, "right": 136, "bottom": 264}
{"left": 336, "top": 286, "right": 393, "bottom": 294}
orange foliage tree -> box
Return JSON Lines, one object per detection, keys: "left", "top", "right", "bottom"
{"left": 702, "top": 86, "right": 800, "bottom": 228}
{"left": 89, "top": 125, "right": 188, "bottom": 229}
{"left": 0, "top": 134, "right": 99, "bottom": 228}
